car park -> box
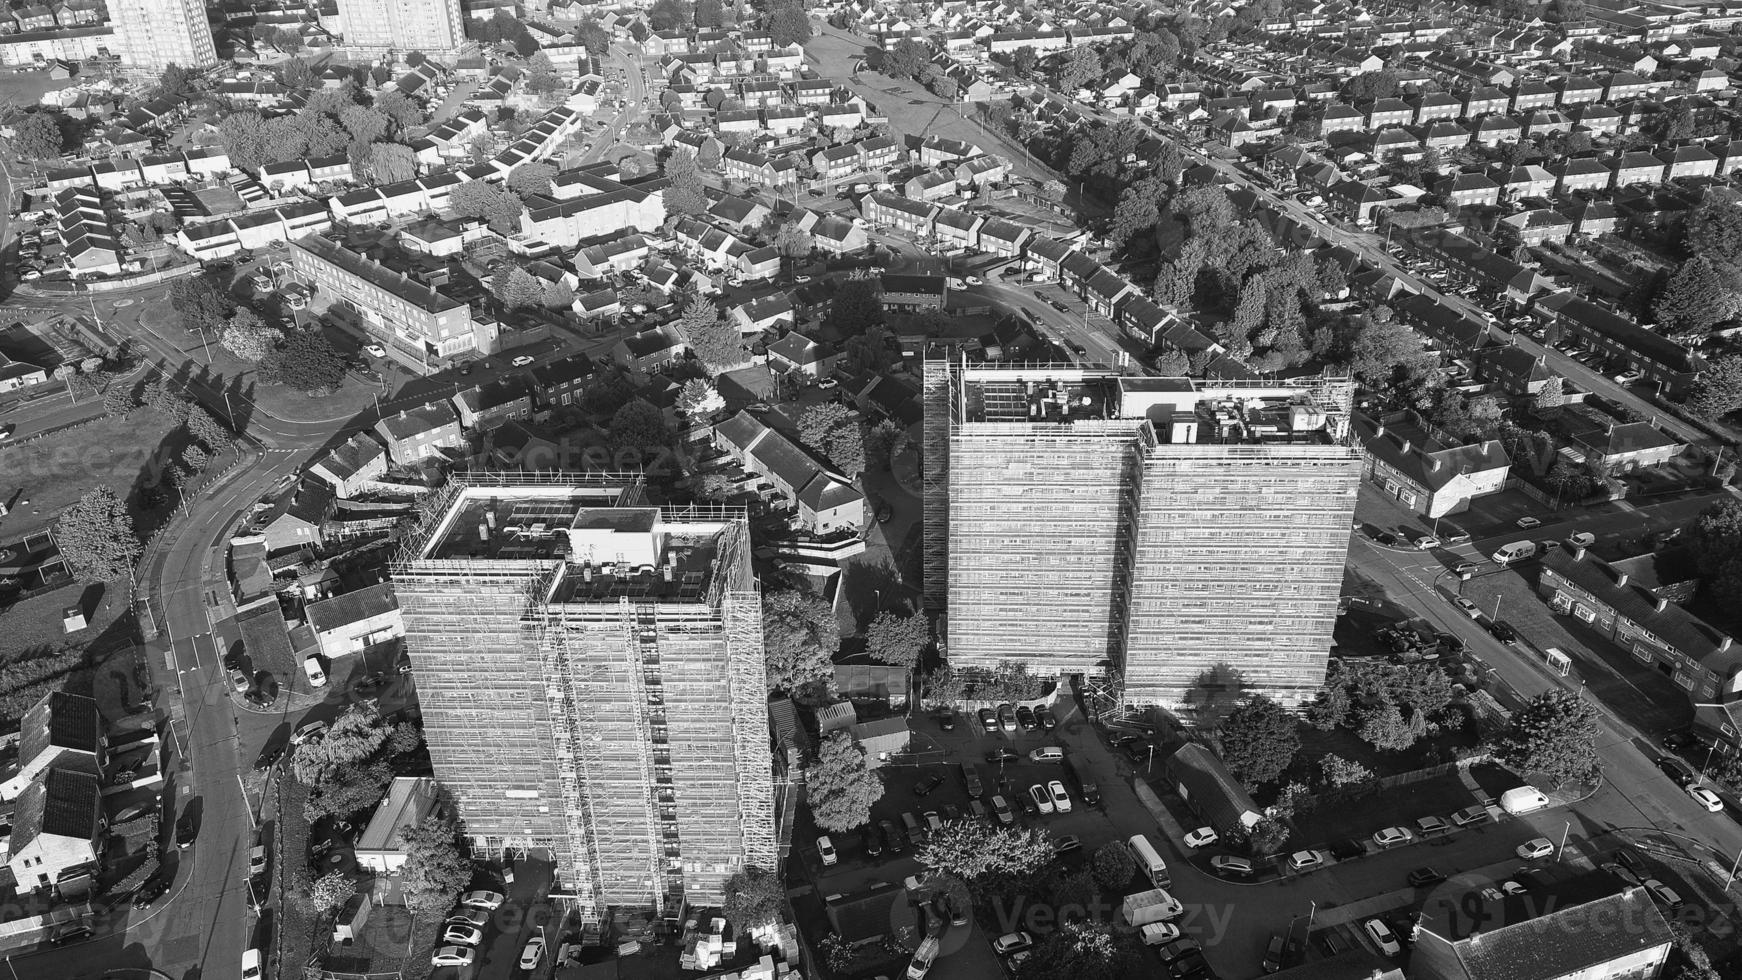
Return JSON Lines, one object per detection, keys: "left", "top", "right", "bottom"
{"left": 1373, "top": 827, "right": 1414, "bottom": 848}
{"left": 1516, "top": 838, "right": 1555, "bottom": 860}
{"left": 1688, "top": 784, "right": 1724, "bottom": 812}
{"left": 1365, "top": 919, "right": 1401, "bottom": 956}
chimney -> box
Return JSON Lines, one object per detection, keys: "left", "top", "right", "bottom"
{"left": 1655, "top": 595, "right": 1671, "bottom": 613}
{"left": 1428, "top": 456, "right": 1443, "bottom": 471}
{"left": 1398, "top": 438, "right": 1412, "bottom": 455}
{"left": 1723, "top": 636, "right": 1735, "bottom": 653}
{"left": 1373, "top": 421, "right": 1386, "bottom": 438}
{"left": 1613, "top": 568, "right": 1629, "bottom": 588}
{"left": 1571, "top": 545, "right": 1586, "bottom": 561}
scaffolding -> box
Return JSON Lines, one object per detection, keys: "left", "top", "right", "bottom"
{"left": 392, "top": 476, "right": 774, "bottom": 920}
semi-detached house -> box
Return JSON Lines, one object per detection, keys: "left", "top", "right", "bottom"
{"left": 375, "top": 401, "right": 465, "bottom": 464}
{"left": 1351, "top": 411, "right": 1510, "bottom": 518}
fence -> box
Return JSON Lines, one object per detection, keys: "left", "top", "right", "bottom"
{"left": 1365, "top": 753, "right": 1492, "bottom": 793}
{"left": 17, "top": 262, "right": 200, "bottom": 297}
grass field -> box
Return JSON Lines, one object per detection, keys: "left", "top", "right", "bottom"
{"left": 0, "top": 579, "right": 144, "bottom": 729}
{"left": 0, "top": 404, "right": 183, "bottom": 538}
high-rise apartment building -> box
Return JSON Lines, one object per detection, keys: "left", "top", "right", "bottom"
{"left": 109, "top": 0, "right": 217, "bottom": 71}
{"left": 338, "top": 0, "right": 466, "bottom": 54}
{"left": 392, "top": 474, "right": 775, "bottom": 913}
{"left": 924, "top": 358, "right": 1360, "bottom": 711}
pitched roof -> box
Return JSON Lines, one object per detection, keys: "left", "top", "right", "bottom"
{"left": 1167, "top": 743, "right": 1260, "bottom": 831}
{"left": 306, "top": 583, "right": 399, "bottom": 634}
{"left": 16, "top": 692, "right": 100, "bottom": 771}
{"left": 1416, "top": 881, "right": 1671, "bottom": 980}
{"left": 12, "top": 767, "right": 100, "bottom": 849}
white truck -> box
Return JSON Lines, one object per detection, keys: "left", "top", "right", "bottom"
{"left": 1120, "top": 888, "right": 1184, "bottom": 926}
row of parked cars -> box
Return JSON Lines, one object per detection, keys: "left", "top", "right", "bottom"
{"left": 429, "top": 890, "right": 547, "bottom": 970}
{"left": 974, "top": 703, "right": 1058, "bottom": 734}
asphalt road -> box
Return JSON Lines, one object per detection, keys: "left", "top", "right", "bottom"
{"left": 580, "top": 44, "right": 649, "bottom": 165}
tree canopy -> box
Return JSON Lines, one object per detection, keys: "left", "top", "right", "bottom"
{"left": 762, "top": 588, "right": 838, "bottom": 694}
{"left": 1491, "top": 690, "right": 1602, "bottom": 787}
{"left": 863, "top": 611, "right": 930, "bottom": 669}
{"left": 1217, "top": 695, "right": 1300, "bottom": 789}
{"left": 722, "top": 866, "right": 783, "bottom": 931}
{"left": 54, "top": 486, "right": 140, "bottom": 582}
{"left": 806, "top": 730, "right": 883, "bottom": 832}
{"left": 400, "top": 816, "right": 472, "bottom": 914}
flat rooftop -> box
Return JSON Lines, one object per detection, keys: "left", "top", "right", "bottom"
{"left": 427, "top": 490, "right": 629, "bottom": 561}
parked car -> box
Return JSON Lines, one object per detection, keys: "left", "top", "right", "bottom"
{"left": 431, "top": 947, "right": 476, "bottom": 967}
{"left": 1288, "top": 850, "right": 1322, "bottom": 872}
{"left": 879, "top": 819, "right": 905, "bottom": 853}
{"left": 291, "top": 720, "right": 327, "bottom": 745}
{"left": 1642, "top": 878, "right": 1684, "bottom": 909}
{"left": 460, "top": 890, "right": 505, "bottom": 910}
{"left": 364, "top": 344, "right": 386, "bottom": 357}
{"left": 49, "top": 920, "right": 93, "bottom": 946}
{"left": 447, "top": 907, "right": 487, "bottom": 928}
{"left": 519, "top": 935, "right": 546, "bottom": 970}
{"left": 1210, "top": 855, "right": 1255, "bottom": 877}
{"left": 986, "top": 748, "right": 1021, "bottom": 764}
{"left": 1657, "top": 757, "right": 1697, "bottom": 787}
{"left": 443, "top": 924, "right": 484, "bottom": 946}
{"left": 1053, "top": 835, "right": 1081, "bottom": 855}
{"left": 993, "top": 931, "right": 1034, "bottom": 955}
{"left": 175, "top": 812, "right": 197, "bottom": 849}
{"left": 1488, "top": 621, "right": 1519, "bottom": 643}
{"left": 1184, "top": 827, "right": 1218, "bottom": 849}
{"left": 132, "top": 876, "right": 170, "bottom": 908}
{"left": 817, "top": 835, "right": 837, "bottom": 866}
{"left": 1047, "top": 780, "right": 1072, "bottom": 813}
{"left": 1416, "top": 816, "right": 1450, "bottom": 836}
{"left": 1407, "top": 867, "right": 1446, "bottom": 887}
{"left": 1016, "top": 706, "right": 1038, "bottom": 731}
{"left": 1601, "top": 861, "right": 1639, "bottom": 885}
{"left": 511, "top": 355, "right": 535, "bottom": 366}
{"left": 1036, "top": 706, "right": 1057, "bottom": 730}
{"left": 914, "top": 774, "right": 945, "bottom": 797}
{"left": 978, "top": 708, "right": 999, "bottom": 733}
{"left": 990, "top": 795, "right": 1014, "bottom": 826}
{"left": 1687, "top": 784, "right": 1724, "bottom": 812}
{"left": 1516, "top": 516, "right": 1542, "bottom": 529}
{"left": 1453, "top": 598, "right": 1481, "bottom": 619}
{"left": 1454, "top": 561, "right": 1482, "bottom": 576}
{"left": 249, "top": 844, "right": 267, "bottom": 875}
{"left": 1373, "top": 827, "right": 1414, "bottom": 848}
{"left": 1451, "top": 805, "right": 1489, "bottom": 827}
{"left": 1515, "top": 838, "right": 1555, "bottom": 860}
{"left": 997, "top": 703, "right": 1017, "bottom": 732}
{"left": 1263, "top": 934, "right": 1285, "bottom": 973}
{"left": 1027, "top": 783, "right": 1054, "bottom": 815}
{"left": 1365, "top": 919, "right": 1401, "bottom": 956}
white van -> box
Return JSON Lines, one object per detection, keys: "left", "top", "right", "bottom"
{"left": 1127, "top": 834, "right": 1171, "bottom": 888}
{"left": 1499, "top": 785, "right": 1549, "bottom": 815}
{"left": 1492, "top": 540, "right": 1539, "bottom": 565}
{"left": 303, "top": 655, "right": 327, "bottom": 688}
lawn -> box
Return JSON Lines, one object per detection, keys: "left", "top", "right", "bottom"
{"left": 1284, "top": 706, "right": 1481, "bottom": 787}
{"left": 0, "top": 579, "right": 146, "bottom": 729}
{"left": 0, "top": 405, "right": 184, "bottom": 538}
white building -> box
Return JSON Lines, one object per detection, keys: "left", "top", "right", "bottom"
{"left": 109, "top": 0, "right": 216, "bottom": 70}
{"left": 338, "top": 0, "right": 466, "bottom": 53}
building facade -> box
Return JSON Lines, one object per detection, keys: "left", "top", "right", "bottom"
{"left": 338, "top": 0, "right": 465, "bottom": 53}
{"left": 924, "top": 359, "right": 1359, "bottom": 712}
{"left": 392, "top": 475, "right": 775, "bottom": 915}
{"left": 290, "top": 234, "right": 477, "bottom": 368}
{"left": 109, "top": 0, "right": 215, "bottom": 70}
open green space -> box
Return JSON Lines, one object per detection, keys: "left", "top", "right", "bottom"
{"left": 0, "top": 405, "right": 182, "bottom": 538}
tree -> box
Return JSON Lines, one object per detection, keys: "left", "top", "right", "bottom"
{"left": 1017, "top": 923, "right": 1147, "bottom": 980}
{"left": 823, "top": 423, "right": 866, "bottom": 477}
{"left": 11, "top": 112, "right": 63, "bottom": 160}
{"left": 662, "top": 151, "right": 709, "bottom": 216}
{"left": 158, "top": 63, "right": 198, "bottom": 100}
{"left": 649, "top": 0, "right": 693, "bottom": 30}
{"left": 304, "top": 761, "right": 394, "bottom": 822}
{"left": 767, "top": 0, "right": 812, "bottom": 45}
{"left": 1091, "top": 841, "right": 1135, "bottom": 889}
{"left": 799, "top": 402, "right": 853, "bottom": 450}
{"left": 170, "top": 276, "right": 234, "bottom": 336}
{"left": 54, "top": 486, "right": 140, "bottom": 582}
{"left": 1320, "top": 754, "right": 1373, "bottom": 789}
{"left": 540, "top": 278, "right": 574, "bottom": 311}
{"left": 1057, "top": 46, "right": 1103, "bottom": 92}
{"left": 365, "top": 142, "right": 417, "bottom": 183}
{"left": 883, "top": 38, "right": 932, "bottom": 79}
{"left": 1655, "top": 256, "right": 1738, "bottom": 337}
{"left": 864, "top": 419, "right": 901, "bottom": 471}
{"left": 491, "top": 266, "right": 543, "bottom": 310}
{"left": 1709, "top": 750, "right": 1742, "bottom": 796}
{"left": 1686, "top": 354, "right": 1742, "bottom": 421}
{"left": 1689, "top": 199, "right": 1742, "bottom": 266}
{"left": 1183, "top": 662, "right": 1247, "bottom": 729}
{"left": 762, "top": 588, "right": 838, "bottom": 693}
{"left": 825, "top": 279, "right": 883, "bottom": 336}
{"left": 185, "top": 405, "right": 232, "bottom": 450}
{"left": 1347, "top": 315, "right": 1439, "bottom": 389}
{"left": 1491, "top": 690, "right": 1603, "bottom": 786}
{"left": 103, "top": 380, "right": 137, "bottom": 420}
{"left": 400, "top": 816, "right": 472, "bottom": 915}
{"left": 805, "top": 730, "right": 883, "bottom": 832}
{"left": 374, "top": 89, "right": 424, "bottom": 129}
{"left": 1218, "top": 695, "right": 1300, "bottom": 789}
{"left": 306, "top": 871, "right": 356, "bottom": 917}
{"left": 773, "top": 221, "right": 813, "bottom": 257}
{"left": 864, "top": 612, "right": 929, "bottom": 669}
{"left": 219, "top": 111, "right": 271, "bottom": 171}
{"left": 677, "top": 378, "right": 725, "bottom": 418}
{"left": 507, "top": 161, "right": 557, "bottom": 197}
{"left": 525, "top": 51, "right": 567, "bottom": 96}
{"left": 1304, "top": 681, "right": 1350, "bottom": 731}
{"left": 695, "top": 0, "right": 724, "bottom": 27}
{"left": 339, "top": 105, "right": 391, "bottom": 148}
{"left": 221, "top": 310, "right": 279, "bottom": 362}
{"left": 292, "top": 704, "right": 391, "bottom": 785}
{"left": 722, "top": 866, "right": 782, "bottom": 931}
{"left": 577, "top": 18, "right": 611, "bottom": 58}
{"left": 679, "top": 301, "right": 745, "bottom": 370}
{"left": 1533, "top": 375, "right": 1565, "bottom": 414}
{"left": 918, "top": 821, "right": 1057, "bottom": 886}
{"left": 261, "top": 327, "right": 346, "bottom": 393}
{"left": 608, "top": 400, "right": 670, "bottom": 456}
{"left": 449, "top": 180, "right": 524, "bottom": 233}
{"left": 1689, "top": 500, "right": 1742, "bottom": 606}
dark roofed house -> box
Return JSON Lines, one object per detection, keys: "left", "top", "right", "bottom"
{"left": 712, "top": 410, "right": 862, "bottom": 533}
{"left": 0, "top": 692, "right": 104, "bottom": 802}
{"left": 834, "top": 663, "right": 911, "bottom": 706}
{"left": 1540, "top": 547, "right": 1742, "bottom": 705}
{"left": 374, "top": 401, "right": 465, "bottom": 464}
{"left": 1563, "top": 416, "right": 1681, "bottom": 474}
{"left": 305, "top": 583, "right": 405, "bottom": 659}
{"left": 259, "top": 483, "right": 336, "bottom": 555}
{"left": 8, "top": 768, "right": 102, "bottom": 893}
{"left": 307, "top": 432, "right": 389, "bottom": 498}
{"left": 1411, "top": 879, "right": 1670, "bottom": 980}
{"left": 1166, "top": 743, "right": 1262, "bottom": 834}
{"left": 850, "top": 716, "right": 911, "bottom": 769}
{"left": 1351, "top": 411, "right": 1510, "bottom": 518}
{"left": 825, "top": 882, "right": 912, "bottom": 944}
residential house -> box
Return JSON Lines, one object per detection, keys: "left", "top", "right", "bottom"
{"left": 8, "top": 768, "right": 102, "bottom": 894}
{"left": 305, "top": 583, "right": 405, "bottom": 659}
{"left": 711, "top": 410, "right": 862, "bottom": 533}
{"left": 0, "top": 692, "right": 103, "bottom": 802}
{"left": 1167, "top": 744, "right": 1262, "bottom": 834}
{"left": 308, "top": 433, "right": 390, "bottom": 498}
{"left": 353, "top": 777, "right": 438, "bottom": 873}
{"left": 374, "top": 401, "right": 466, "bottom": 464}
{"left": 766, "top": 331, "right": 837, "bottom": 377}
{"left": 1350, "top": 411, "right": 1511, "bottom": 518}
{"left": 1409, "top": 880, "right": 1671, "bottom": 980}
